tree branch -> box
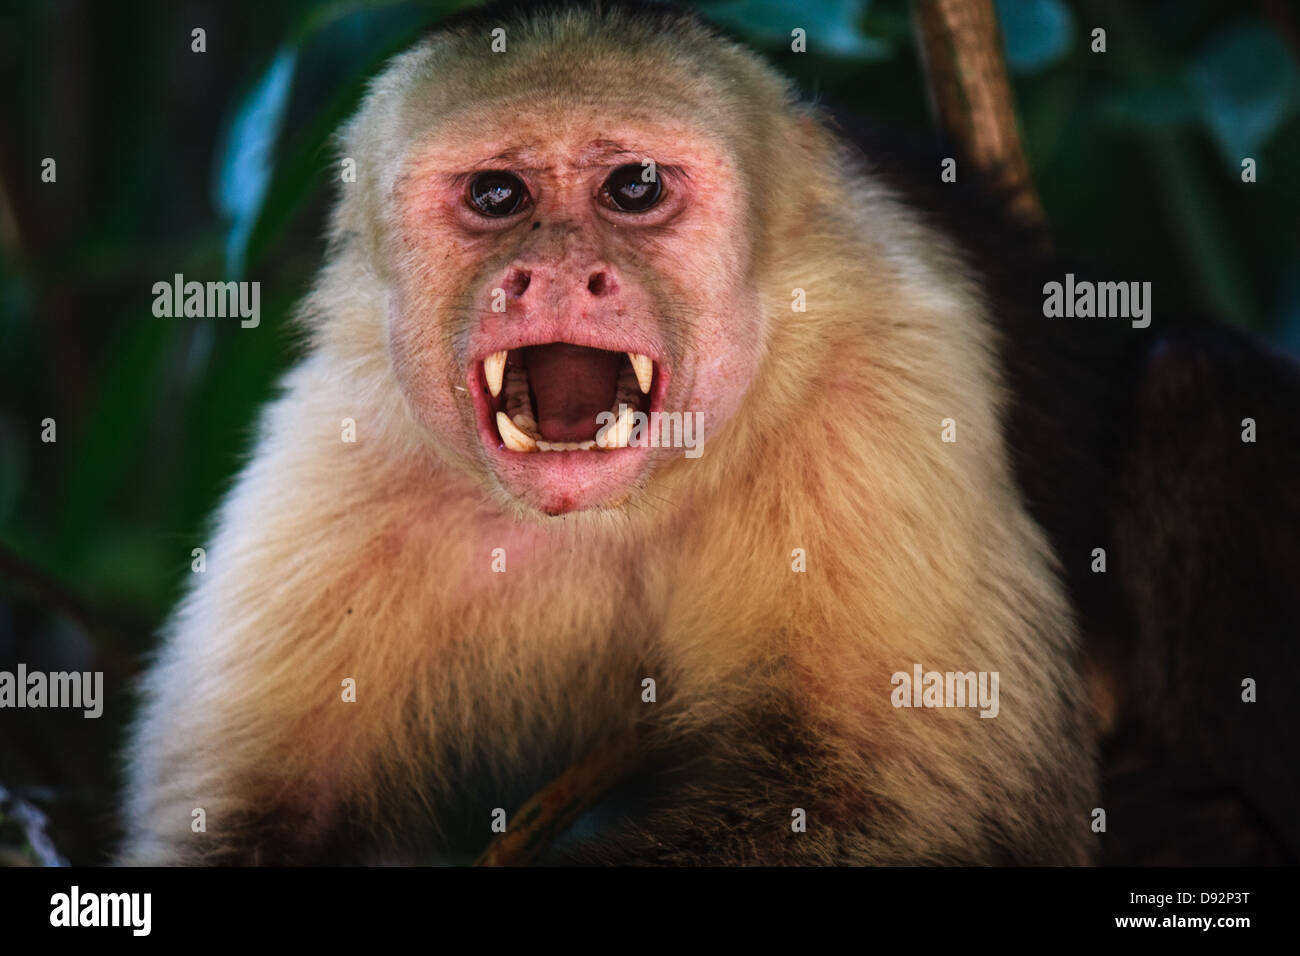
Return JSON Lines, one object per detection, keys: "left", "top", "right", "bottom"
{"left": 911, "top": 0, "right": 1047, "bottom": 231}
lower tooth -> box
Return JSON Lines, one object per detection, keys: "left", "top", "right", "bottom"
{"left": 534, "top": 440, "right": 595, "bottom": 452}
{"left": 497, "top": 412, "right": 537, "bottom": 452}
{"left": 597, "top": 404, "right": 635, "bottom": 449}
{"left": 517, "top": 438, "right": 602, "bottom": 453}
{"left": 511, "top": 413, "right": 539, "bottom": 438}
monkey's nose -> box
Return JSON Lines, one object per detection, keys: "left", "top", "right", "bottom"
{"left": 587, "top": 271, "right": 614, "bottom": 297}
{"left": 504, "top": 266, "right": 619, "bottom": 302}
{"left": 504, "top": 269, "right": 531, "bottom": 298}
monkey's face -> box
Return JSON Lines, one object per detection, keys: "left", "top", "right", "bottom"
{"left": 388, "top": 105, "right": 763, "bottom": 516}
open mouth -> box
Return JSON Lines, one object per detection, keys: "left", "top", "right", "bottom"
{"left": 477, "top": 344, "right": 658, "bottom": 452}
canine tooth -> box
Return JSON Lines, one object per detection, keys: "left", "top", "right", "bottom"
{"left": 598, "top": 403, "right": 636, "bottom": 449}
{"left": 628, "top": 353, "right": 653, "bottom": 394}
{"left": 484, "top": 351, "right": 508, "bottom": 397}
{"left": 613, "top": 404, "right": 635, "bottom": 447}
{"left": 496, "top": 411, "right": 537, "bottom": 452}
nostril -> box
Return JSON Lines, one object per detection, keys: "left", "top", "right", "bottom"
{"left": 587, "top": 272, "right": 611, "bottom": 296}
{"left": 505, "top": 269, "right": 531, "bottom": 298}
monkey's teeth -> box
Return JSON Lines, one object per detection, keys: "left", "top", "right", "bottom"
{"left": 628, "top": 353, "right": 653, "bottom": 394}
{"left": 496, "top": 411, "right": 537, "bottom": 452}
{"left": 484, "top": 351, "right": 508, "bottom": 397}
{"left": 597, "top": 403, "right": 636, "bottom": 449}
{"left": 537, "top": 439, "right": 598, "bottom": 452}
{"left": 492, "top": 349, "right": 646, "bottom": 453}
{"left": 511, "top": 412, "right": 539, "bottom": 438}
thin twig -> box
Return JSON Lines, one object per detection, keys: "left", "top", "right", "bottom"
{"left": 475, "top": 726, "right": 644, "bottom": 866}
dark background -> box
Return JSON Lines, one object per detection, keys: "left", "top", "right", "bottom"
{"left": 0, "top": 0, "right": 1297, "bottom": 864}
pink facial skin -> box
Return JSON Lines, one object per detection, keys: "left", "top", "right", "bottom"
{"left": 387, "top": 107, "right": 763, "bottom": 516}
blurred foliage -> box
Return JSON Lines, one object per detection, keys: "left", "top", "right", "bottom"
{"left": 0, "top": 0, "right": 1298, "bottom": 863}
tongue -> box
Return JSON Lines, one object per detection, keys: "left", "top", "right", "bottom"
{"left": 526, "top": 344, "right": 620, "bottom": 442}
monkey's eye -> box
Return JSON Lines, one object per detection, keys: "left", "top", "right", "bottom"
{"left": 467, "top": 171, "right": 529, "bottom": 217}
{"left": 600, "top": 164, "right": 662, "bottom": 212}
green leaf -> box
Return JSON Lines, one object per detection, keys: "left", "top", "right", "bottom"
{"left": 214, "top": 1, "right": 452, "bottom": 280}
{"left": 238, "top": 2, "right": 447, "bottom": 271}
{"left": 996, "top": 0, "right": 1074, "bottom": 75}
{"left": 215, "top": 47, "right": 298, "bottom": 280}
{"left": 1187, "top": 22, "right": 1300, "bottom": 167}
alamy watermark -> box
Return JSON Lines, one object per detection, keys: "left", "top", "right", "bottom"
{"left": 890, "top": 663, "right": 999, "bottom": 718}
{"left": 50, "top": 886, "right": 151, "bottom": 936}
{"left": 595, "top": 403, "right": 704, "bottom": 458}
{"left": 1042, "top": 273, "right": 1151, "bottom": 328}
{"left": 0, "top": 665, "right": 103, "bottom": 718}
{"left": 152, "top": 273, "right": 260, "bottom": 328}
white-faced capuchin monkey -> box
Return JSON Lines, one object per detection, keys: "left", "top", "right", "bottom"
{"left": 122, "top": 0, "right": 1300, "bottom": 865}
